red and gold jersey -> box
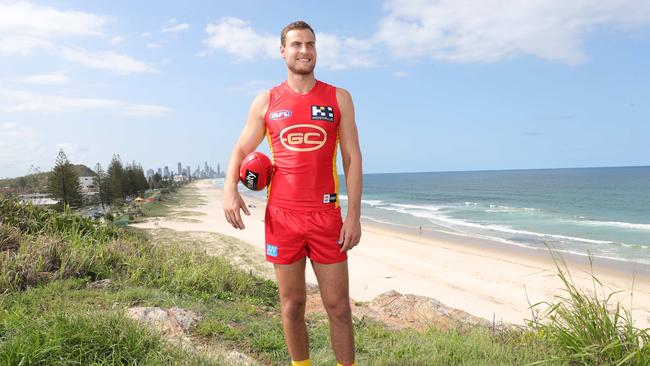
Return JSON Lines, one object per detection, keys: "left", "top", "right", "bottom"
{"left": 264, "top": 80, "right": 340, "bottom": 211}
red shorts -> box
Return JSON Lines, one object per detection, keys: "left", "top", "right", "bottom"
{"left": 264, "top": 205, "right": 346, "bottom": 265}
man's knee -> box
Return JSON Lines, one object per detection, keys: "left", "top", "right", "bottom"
{"left": 281, "top": 296, "right": 307, "bottom": 321}
{"left": 323, "top": 298, "right": 352, "bottom": 321}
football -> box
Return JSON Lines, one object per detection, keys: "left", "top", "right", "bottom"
{"left": 239, "top": 151, "right": 273, "bottom": 191}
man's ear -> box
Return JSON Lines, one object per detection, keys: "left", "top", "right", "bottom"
{"left": 280, "top": 45, "right": 285, "bottom": 60}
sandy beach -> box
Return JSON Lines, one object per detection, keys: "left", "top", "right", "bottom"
{"left": 133, "top": 180, "right": 650, "bottom": 328}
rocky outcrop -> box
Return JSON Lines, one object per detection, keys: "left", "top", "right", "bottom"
{"left": 125, "top": 306, "right": 258, "bottom": 366}
{"left": 306, "top": 286, "right": 498, "bottom": 331}
{"left": 366, "top": 290, "right": 492, "bottom": 330}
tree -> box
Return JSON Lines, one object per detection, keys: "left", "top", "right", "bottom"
{"left": 47, "top": 150, "right": 81, "bottom": 207}
{"left": 93, "top": 163, "right": 109, "bottom": 210}
{"left": 106, "top": 154, "right": 125, "bottom": 202}
{"left": 18, "top": 176, "right": 27, "bottom": 193}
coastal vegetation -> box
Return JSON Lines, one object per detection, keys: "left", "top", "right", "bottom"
{"left": 1, "top": 191, "right": 648, "bottom": 365}
{"left": 46, "top": 150, "right": 82, "bottom": 207}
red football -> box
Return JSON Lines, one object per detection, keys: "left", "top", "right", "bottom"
{"left": 239, "top": 152, "right": 273, "bottom": 191}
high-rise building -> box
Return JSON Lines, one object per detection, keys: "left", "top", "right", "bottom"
{"left": 177, "top": 162, "right": 182, "bottom": 176}
{"left": 217, "top": 164, "right": 221, "bottom": 177}
{"left": 157, "top": 168, "right": 162, "bottom": 177}
{"left": 164, "top": 166, "right": 169, "bottom": 178}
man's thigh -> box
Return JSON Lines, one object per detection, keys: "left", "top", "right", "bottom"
{"left": 312, "top": 260, "right": 350, "bottom": 305}
{"left": 274, "top": 257, "right": 307, "bottom": 302}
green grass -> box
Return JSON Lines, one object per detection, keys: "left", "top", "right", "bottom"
{"left": 0, "top": 280, "right": 220, "bottom": 365}
{"left": 527, "top": 258, "right": 650, "bottom": 365}
{"left": 2, "top": 194, "right": 649, "bottom": 365}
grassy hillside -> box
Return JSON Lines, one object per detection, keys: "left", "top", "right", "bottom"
{"left": 1, "top": 194, "right": 648, "bottom": 365}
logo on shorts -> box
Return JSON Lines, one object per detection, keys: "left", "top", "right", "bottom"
{"left": 269, "top": 110, "right": 292, "bottom": 121}
{"left": 311, "top": 105, "right": 334, "bottom": 122}
{"left": 279, "top": 124, "right": 327, "bottom": 152}
{"left": 323, "top": 193, "right": 337, "bottom": 204}
{"left": 266, "top": 244, "right": 278, "bottom": 257}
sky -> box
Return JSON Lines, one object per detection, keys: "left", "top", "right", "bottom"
{"left": 1, "top": 0, "right": 649, "bottom": 179}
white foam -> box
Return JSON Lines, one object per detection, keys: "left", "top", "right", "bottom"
{"left": 373, "top": 203, "right": 614, "bottom": 246}
{"left": 577, "top": 219, "right": 650, "bottom": 231}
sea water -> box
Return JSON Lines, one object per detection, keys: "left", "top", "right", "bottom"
{"left": 214, "top": 166, "right": 650, "bottom": 265}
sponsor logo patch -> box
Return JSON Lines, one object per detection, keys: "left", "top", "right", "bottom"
{"left": 266, "top": 244, "right": 278, "bottom": 257}
{"left": 269, "top": 110, "right": 292, "bottom": 121}
{"left": 311, "top": 105, "right": 334, "bottom": 122}
{"left": 244, "top": 170, "right": 258, "bottom": 190}
{"left": 279, "top": 124, "right": 327, "bottom": 152}
{"left": 323, "top": 193, "right": 337, "bottom": 204}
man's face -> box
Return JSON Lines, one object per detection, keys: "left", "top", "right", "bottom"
{"left": 281, "top": 29, "right": 316, "bottom": 75}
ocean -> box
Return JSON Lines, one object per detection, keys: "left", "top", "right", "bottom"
{"left": 218, "top": 166, "right": 650, "bottom": 266}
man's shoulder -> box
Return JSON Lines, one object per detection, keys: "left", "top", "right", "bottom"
{"left": 250, "top": 90, "right": 271, "bottom": 117}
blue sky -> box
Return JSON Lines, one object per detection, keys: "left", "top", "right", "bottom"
{"left": 1, "top": 0, "right": 649, "bottom": 179}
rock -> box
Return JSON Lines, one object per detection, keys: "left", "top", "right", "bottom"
{"left": 86, "top": 278, "right": 112, "bottom": 289}
{"left": 125, "top": 306, "right": 201, "bottom": 337}
{"left": 224, "top": 350, "right": 259, "bottom": 365}
{"left": 126, "top": 306, "right": 260, "bottom": 365}
{"left": 368, "top": 290, "right": 492, "bottom": 330}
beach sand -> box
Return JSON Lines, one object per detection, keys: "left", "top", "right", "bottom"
{"left": 132, "top": 180, "right": 650, "bottom": 328}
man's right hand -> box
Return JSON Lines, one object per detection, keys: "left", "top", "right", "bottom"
{"left": 223, "top": 188, "right": 250, "bottom": 229}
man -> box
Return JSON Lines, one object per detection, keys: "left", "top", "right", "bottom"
{"left": 223, "top": 20, "right": 362, "bottom": 366}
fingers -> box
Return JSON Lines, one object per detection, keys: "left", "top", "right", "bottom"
{"left": 234, "top": 210, "right": 245, "bottom": 229}
{"left": 340, "top": 228, "right": 361, "bottom": 252}
{"left": 241, "top": 198, "right": 251, "bottom": 216}
{"left": 224, "top": 209, "right": 245, "bottom": 230}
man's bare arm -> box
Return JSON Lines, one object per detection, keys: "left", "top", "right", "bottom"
{"left": 336, "top": 87, "right": 362, "bottom": 252}
{"left": 223, "top": 91, "right": 269, "bottom": 229}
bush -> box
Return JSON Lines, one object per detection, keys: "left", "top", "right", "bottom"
{"left": 528, "top": 260, "right": 650, "bottom": 365}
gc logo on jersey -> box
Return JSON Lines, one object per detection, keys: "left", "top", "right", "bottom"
{"left": 270, "top": 110, "right": 292, "bottom": 121}
{"left": 311, "top": 105, "right": 334, "bottom": 122}
{"left": 280, "top": 124, "right": 327, "bottom": 152}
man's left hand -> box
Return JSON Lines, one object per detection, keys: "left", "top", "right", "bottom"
{"left": 338, "top": 217, "right": 361, "bottom": 252}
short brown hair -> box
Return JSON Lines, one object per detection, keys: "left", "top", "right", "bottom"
{"left": 280, "top": 21, "right": 315, "bottom": 46}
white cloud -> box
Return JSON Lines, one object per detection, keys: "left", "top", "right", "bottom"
{"left": 393, "top": 71, "right": 409, "bottom": 78}
{"left": 0, "top": 35, "right": 53, "bottom": 56}
{"left": 109, "top": 35, "right": 126, "bottom": 45}
{"left": 0, "top": 88, "right": 171, "bottom": 117}
{"left": 125, "top": 104, "right": 173, "bottom": 117}
{"left": 316, "top": 33, "right": 376, "bottom": 70}
{"left": 0, "top": 1, "right": 155, "bottom": 73}
{"left": 140, "top": 32, "right": 151, "bottom": 38}
{"left": 201, "top": 17, "right": 376, "bottom": 69}
{"left": 147, "top": 42, "right": 161, "bottom": 49}
{"left": 229, "top": 80, "right": 276, "bottom": 96}
{"left": 16, "top": 71, "right": 68, "bottom": 85}
{"left": 203, "top": 17, "right": 277, "bottom": 60}
{"left": 55, "top": 142, "right": 80, "bottom": 156}
{"left": 0, "top": 1, "right": 106, "bottom": 38}
{"left": 376, "top": 0, "right": 650, "bottom": 64}
{"left": 0, "top": 122, "right": 47, "bottom": 177}
{"left": 58, "top": 47, "right": 156, "bottom": 74}
{"left": 162, "top": 20, "right": 190, "bottom": 33}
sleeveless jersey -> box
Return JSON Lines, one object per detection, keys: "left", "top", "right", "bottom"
{"left": 264, "top": 80, "right": 340, "bottom": 211}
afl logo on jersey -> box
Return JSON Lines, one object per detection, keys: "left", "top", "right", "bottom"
{"left": 280, "top": 124, "right": 327, "bottom": 152}
{"left": 269, "top": 110, "right": 292, "bottom": 121}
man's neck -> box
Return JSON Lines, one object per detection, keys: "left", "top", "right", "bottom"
{"left": 286, "top": 73, "right": 316, "bottom": 94}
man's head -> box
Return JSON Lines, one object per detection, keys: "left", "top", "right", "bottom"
{"left": 280, "top": 21, "right": 316, "bottom": 75}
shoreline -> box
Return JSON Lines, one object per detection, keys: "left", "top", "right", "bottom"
{"left": 134, "top": 180, "right": 650, "bottom": 328}
{"left": 362, "top": 218, "right": 650, "bottom": 281}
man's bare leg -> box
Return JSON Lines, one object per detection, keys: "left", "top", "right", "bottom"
{"left": 274, "top": 257, "right": 309, "bottom": 362}
{"left": 312, "top": 260, "right": 355, "bottom": 364}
